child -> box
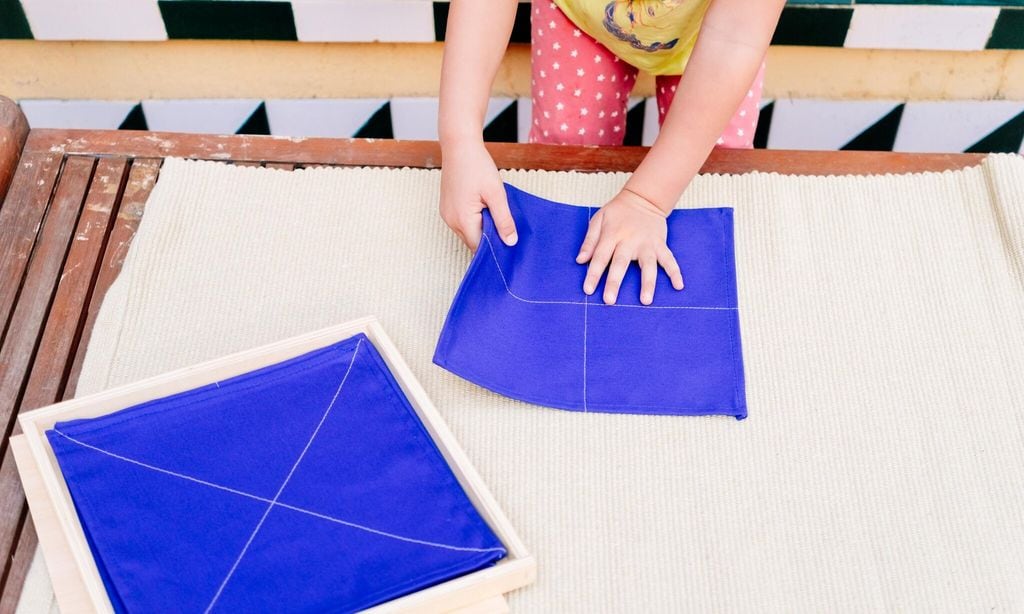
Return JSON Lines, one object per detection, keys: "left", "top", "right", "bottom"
{"left": 438, "top": 0, "right": 784, "bottom": 305}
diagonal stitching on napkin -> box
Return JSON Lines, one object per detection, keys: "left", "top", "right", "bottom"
{"left": 202, "top": 339, "right": 363, "bottom": 611}
{"left": 479, "top": 233, "right": 737, "bottom": 311}
{"left": 52, "top": 338, "right": 501, "bottom": 612}
{"left": 50, "top": 428, "right": 502, "bottom": 556}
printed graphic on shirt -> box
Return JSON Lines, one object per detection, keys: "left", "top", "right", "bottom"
{"left": 602, "top": 0, "right": 682, "bottom": 52}
{"left": 555, "top": 0, "right": 710, "bottom": 74}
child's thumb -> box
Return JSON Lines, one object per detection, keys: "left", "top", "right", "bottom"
{"left": 485, "top": 185, "right": 518, "bottom": 247}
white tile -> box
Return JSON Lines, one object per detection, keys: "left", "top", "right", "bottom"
{"left": 21, "top": 0, "right": 166, "bottom": 40}
{"left": 18, "top": 99, "right": 138, "bottom": 129}
{"left": 894, "top": 101, "right": 1024, "bottom": 153}
{"left": 265, "top": 99, "right": 388, "bottom": 138}
{"left": 517, "top": 97, "right": 532, "bottom": 143}
{"left": 390, "top": 98, "right": 439, "bottom": 140}
{"left": 642, "top": 98, "right": 660, "bottom": 147}
{"left": 142, "top": 100, "right": 263, "bottom": 135}
{"left": 845, "top": 6, "right": 999, "bottom": 51}
{"left": 292, "top": 0, "right": 435, "bottom": 42}
{"left": 767, "top": 99, "right": 902, "bottom": 151}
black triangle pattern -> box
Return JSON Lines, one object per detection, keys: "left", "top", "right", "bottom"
{"left": 354, "top": 102, "right": 394, "bottom": 139}
{"left": 237, "top": 102, "right": 270, "bottom": 135}
{"left": 83, "top": 97, "right": 1024, "bottom": 153}
{"left": 841, "top": 104, "right": 904, "bottom": 151}
{"left": 431, "top": 3, "right": 449, "bottom": 42}
{"left": 966, "top": 109, "right": 1024, "bottom": 154}
{"left": 623, "top": 101, "right": 645, "bottom": 146}
{"left": 433, "top": 2, "right": 530, "bottom": 43}
{"left": 119, "top": 103, "right": 148, "bottom": 131}
{"left": 483, "top": 101, "right": 519, "bottom": 143}
{"left": 753, "top": 102, "right": 773, "bottom": 149}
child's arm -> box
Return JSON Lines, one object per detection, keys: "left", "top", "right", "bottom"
{"left": 578, "top": 0, "right": 785, "bottom": 305}
{"left": 438, "top": 0, "right": 521, "bottom": 250}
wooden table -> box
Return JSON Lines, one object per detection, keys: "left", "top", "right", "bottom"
{"left": 0, "top": 95, "right": 986, "bottom": 611}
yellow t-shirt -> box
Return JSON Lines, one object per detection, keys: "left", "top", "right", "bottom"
{"left": 552, "top": 0, "right": 711, "bottom": 75}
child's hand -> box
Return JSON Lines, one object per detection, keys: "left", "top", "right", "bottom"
{"left": 576, "top": 189, "right": 684, "bottom": 305}
{"left": 439, "top": 140, "right": 518, "bottom": 251}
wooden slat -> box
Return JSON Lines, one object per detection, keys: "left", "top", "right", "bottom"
{"left": 0, "top": 155, "right": 95, "bottom": 440}
{"left": 20, "top": 157, "right": 128, "bottom": 408}
{"left": 0, "top": 97, "right": 30, "bottom": 208}
{"left": 0, "top": 492, "right": 32, "bottom": 614}
{"left": 23, "top": 129, "right": 986, "bottom": 175}
{"left": 0, "top": 154, "right": 63, "bottom": 346}
{"left": 0, "top": 157, "right": 127, "bottom": 612}
{"left": 66, "top": 159, "right": 161, "bottom": 396}
{"left": 0, "top": 158, "right": 155, "bottom": 610}
{"left": 0, "top": 156, "right": 94, "bottom": 597}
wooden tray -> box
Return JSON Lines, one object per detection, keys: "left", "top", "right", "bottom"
{"left": 11, "top": 316, "right": 535, "bottom": 613}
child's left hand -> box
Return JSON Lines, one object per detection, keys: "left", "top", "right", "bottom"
{"left": 576, "top": 189, "right": 685, "bottom": 306}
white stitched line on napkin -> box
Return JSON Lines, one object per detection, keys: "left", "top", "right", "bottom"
{"left": 204, "top": 339, "right": 364, "bottom": 612}
{"left": 52, "top": 429, "right": 501, "bottom": 555}
{"left": 52, "top": 337, "right": 500, "bottom": 612}
{"left": 582, "top": 206, "right": 592, "bottom": 412}
{"left": 479, "top": 233, "right": 736, "bottom": 311}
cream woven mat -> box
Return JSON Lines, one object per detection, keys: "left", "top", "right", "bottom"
{"left": 19, "top": 155, "right": 1024, "bottom": 613}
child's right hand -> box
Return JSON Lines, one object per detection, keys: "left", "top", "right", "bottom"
{"left": 439, "top": 140, "right": 518, "bottom": 251}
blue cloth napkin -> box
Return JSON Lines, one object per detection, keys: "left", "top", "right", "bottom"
{"left": 48, "top": 333, "right": 505, "bottom": 613}
{"left": 434, "top": 183, "right": 747, "bottom": 419}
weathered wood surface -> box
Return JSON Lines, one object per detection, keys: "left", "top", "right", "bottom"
{"left": 0, "top": 96, "right": 30, "bottom": 206}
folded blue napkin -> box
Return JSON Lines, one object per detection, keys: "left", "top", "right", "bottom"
{"left": 48, "top": 333, "right": 505, "bottom": 613}
{"left": 434, "top": 183, "right": 747, "bottom": 419}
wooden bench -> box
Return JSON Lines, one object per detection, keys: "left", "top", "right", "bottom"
{"left": 0, "top": 95, "right": 986, "bottom": 611}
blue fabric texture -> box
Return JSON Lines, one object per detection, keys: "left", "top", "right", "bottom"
{"left": 434, "top": 183, "right": 747, "bottom": 419}
{"left": 47, "top": 333, "right": 506, "bottom": 613}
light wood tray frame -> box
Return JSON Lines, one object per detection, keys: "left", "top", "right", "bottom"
{"left": 12, "top": 316, "right": 535, "bottom": 613}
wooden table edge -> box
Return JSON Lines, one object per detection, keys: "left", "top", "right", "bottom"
{"left": 0, "top": 97, "right": 31, "bottom": 205}
{"left": 22, "top": 128, "right": 986, "bottom": 176}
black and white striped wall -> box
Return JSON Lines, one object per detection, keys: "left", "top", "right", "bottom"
{"left": 17, "top": 97, "right": 1024, "bottom": 154}
{"left": 6, "top": 0, "right": 1024, "bottom": 153}
{"left": 1, "top": 1, "right": 1022, "bottom": 50}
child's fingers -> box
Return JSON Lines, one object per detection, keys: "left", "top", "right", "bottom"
{"left": 484, "top": 185, "right": 518, "bottom": 247}
{"left": 576, "top": 213, "right": 602, "bottom": 263}
{"left": 583, "top": 240, "right": 615, "bottom": 295}
{"left": 461, "top": 212, "right": 483, "bottom": 252}
{"left": 639, "top": 254, "right": 657, "bottom": 305}
{"left": 658, "top": 246, "right": 685, "bottom": 290}
{"left": 602, "top": 251, "right": 632, "bottom": 305}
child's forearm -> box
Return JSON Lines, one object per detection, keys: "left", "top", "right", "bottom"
{"left": 438, "top": 0, "right": 519, "bottom": 148}
{"left": 624, "top": 0, "right": 785, "bottom": 214}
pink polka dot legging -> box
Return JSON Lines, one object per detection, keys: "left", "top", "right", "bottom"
{"left": 528, "top": 0, "right": 765, "bottom": 148}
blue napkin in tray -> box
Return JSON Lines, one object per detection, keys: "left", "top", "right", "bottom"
{"left": 434, "top": 183, "right": 747, "bottom": 419}
{"left": 48, "top": 334, "right": 505, "bottom": 613}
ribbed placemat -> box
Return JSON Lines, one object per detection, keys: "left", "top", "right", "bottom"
{"left": 21, "top": 155, "right": 1024, "bottom": 613}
